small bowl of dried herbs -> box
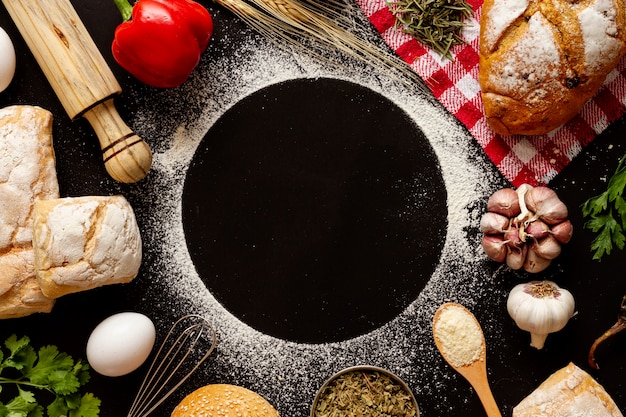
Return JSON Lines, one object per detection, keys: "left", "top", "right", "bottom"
{"left": 310, "top": 365, "right": 420, "bottom": 417}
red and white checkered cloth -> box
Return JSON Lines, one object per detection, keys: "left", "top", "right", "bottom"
{"left": 355, "top": 0, "right": 626, "bottom": 187}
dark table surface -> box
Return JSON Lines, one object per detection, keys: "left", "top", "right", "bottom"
{"left": 0, "top": 1, "right": 624, "bottom": 416}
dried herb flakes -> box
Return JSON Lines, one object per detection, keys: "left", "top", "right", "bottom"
{"left": 313, "top": 370, "right": 418, "bottom": 417}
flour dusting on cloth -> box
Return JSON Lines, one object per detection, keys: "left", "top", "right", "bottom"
{"left": 355, "top": 0, "right": 626, "bottom": 187}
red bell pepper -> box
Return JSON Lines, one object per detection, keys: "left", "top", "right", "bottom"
{"left": 112, "top": 0, "right": 214, "bottom": 88}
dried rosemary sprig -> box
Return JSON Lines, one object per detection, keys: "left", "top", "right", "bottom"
{"left": 387, "top": 0, "right": 474, "bottom": 60}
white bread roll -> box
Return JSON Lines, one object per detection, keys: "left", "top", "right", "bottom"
{"left": 32, "top": 195, "right": 142, "bottom": 299}
{"left": 0, "top": 105, "right": 58, "bottom": 319}
{"left": 479, "top": 0, "right": 626, "bottom": 135}
{"left": 171, "top": 384, "right": 280, "bottom": 417}
{"left": 513, "top": 362, "right": 623, "bottom": 417}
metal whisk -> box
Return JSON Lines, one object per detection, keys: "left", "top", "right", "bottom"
{"left": 127, "top": 314, "right": 217, "bottom": 417}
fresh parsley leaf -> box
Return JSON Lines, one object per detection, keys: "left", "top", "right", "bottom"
{"left": 609, "top": 167, "right": 626, "bottom": 200}
{"left": 68, "top": 394, "right": 101, "bottom": 417}
{"left": 587, "top": 214, "right": 619, "bottom": 260}
{"left": 0, "top": 387, "right": 42, "bottom": 417}
{"left": 582, "top": 154, "right": 626, "bottom": 261}
{"left": 581, "top": 192, "right": 609, "bottom": 217}
{"left": 0, "top": 335, "right": 100, "bottom": 417}
{"left": 27, "top": 346, "right": 83, "bottom": 395}
{"left": 48, "top": 392, "right": 101, "bottom": 417}
{"left": 2, "top": 336, "right": 36, "bottom": 372}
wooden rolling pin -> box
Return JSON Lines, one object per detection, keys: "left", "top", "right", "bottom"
{"left": 2, "top": 0, "right": 152, "bottom": 183}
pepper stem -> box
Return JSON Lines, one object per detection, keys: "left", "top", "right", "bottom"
{"left": 113, "top": 0, "right": 134, "bottom": 22}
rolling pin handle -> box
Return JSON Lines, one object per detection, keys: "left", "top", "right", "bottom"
{"left": 83, "top": 99, "right": 152, "bottom": 183}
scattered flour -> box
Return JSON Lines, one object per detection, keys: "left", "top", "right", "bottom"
{"left": 123, "top": 19, "right": 508, "bottom": 417}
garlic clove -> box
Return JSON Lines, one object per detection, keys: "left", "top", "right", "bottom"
{"left": 524, "top": 186, "right": 568, "bottom": 225}
{"left": 531, "top": 234, "right": 562, "bottom": 260}
{"left": 480, "top": 211, "right": 510, "bottom": 234}
{"left": 506, "top": 245, "right": 527, "bottom": 270}
{"left": 523, "top": 247, "right": 552, "bottom": 273}
{"left": 487, "top": 187, "right": 520, "bottom": 217}
{"left": 525, "top": 219, "right": 550, "bottom": 240}
{"left": 482, "top": 234, "right": 509, "bottom": 262}
{"left": 504, "top": 226, "right": 524, "bottom": 248}
{"left": 524, "top": 186, "right": 558, "bottom": 212}
{"left": 550, "top": 220, "right": 573, "bottom": 244}
{"left": 537, "top": 199, "right": 568, "bottom": 225}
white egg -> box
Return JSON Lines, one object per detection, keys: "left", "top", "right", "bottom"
{"left": 86, "top": 312, "right": 156, "bottom": 377}
{"left": 0, "top": 27, "right": 16, "bottom": 93}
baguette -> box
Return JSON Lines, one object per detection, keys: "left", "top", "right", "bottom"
{"left": 32, "top": 195, "right": 142, "bottom": 299}
{"left": 513, "top": 362, "right": 623, "bottom": 417}
{"left": 0, "top": 105, "right": 58, "bottom": 319}
{"left": 479, "top": 0, "right": 626, "bottom": 135}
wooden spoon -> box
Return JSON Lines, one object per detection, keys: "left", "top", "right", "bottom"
{"left": 432, "top": 303, "right": 502, "bottom": 417}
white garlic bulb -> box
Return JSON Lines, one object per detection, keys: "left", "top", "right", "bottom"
{"left": 507, "top": 280, "right": 575, "bottom": 349}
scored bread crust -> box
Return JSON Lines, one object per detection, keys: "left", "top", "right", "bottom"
{"left": 479, "top": 0, "right": 626, "bottom": 135}
{"left": 32, "top": 195, "right": 142, "bottom": 299}
{"left": 0, "top": 105, "right": 58, "bottom": 319}
{"left": 513, "top": 362, "right": 623, "bottom": 417}
{"left": 171, "top": 384, "right": 281, "bottom": 417}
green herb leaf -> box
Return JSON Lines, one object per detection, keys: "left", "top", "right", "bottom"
{"left": 582, "top": 154, "right": 626, "bottom": 261}
{"left": 581, "top": 192, "right": 609, "bottom": 218}
{"left": 586, "top": 214, "right": 618, "bottom": 260}
{"left": 68, "top": 394, "right": 101, "bottom": 417}
{"left": 0, "top": 335, "right": 100, "bottom": 417}
{"left": 2, "top": 336, "right": 36, "bottom": 373}
{"left": 616, "top": 195, "right": 626, "bottom": 229}
{"left": 1, "top": 388, "right": 42, "bottom": 417}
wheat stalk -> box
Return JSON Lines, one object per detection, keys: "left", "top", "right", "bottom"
{"left": 258, "top": 0, "right": 310, "bottom": 22}
{"left": 213, "top": 0, "right": 430, "bottom": 93}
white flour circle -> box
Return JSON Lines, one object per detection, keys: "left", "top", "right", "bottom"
{"left": 127, "top": 32, "right": 506, "bottom": 415}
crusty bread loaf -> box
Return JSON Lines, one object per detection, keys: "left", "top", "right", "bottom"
{"left": 479, "top": 0, "right": 626, "bottom": 135}
{"left": 513, "top": 362, "right": 623, "bottom": 417}
{"left": 171, "top": 384, "right": 280, "bottom": 417}
{"left": 0, "top": 105, "right": 58, "bottom": 319}
{"left": 32, "top": 195, "right": 142, "bottom": 299}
